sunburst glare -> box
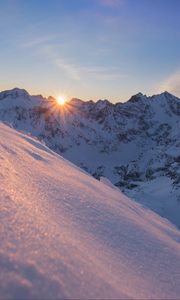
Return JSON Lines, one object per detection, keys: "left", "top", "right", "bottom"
{"left": 57, "top": 96, "right": 66, "bottom": 106}
{"left": 48, "top": 94, "right": 75, "bottom": 129}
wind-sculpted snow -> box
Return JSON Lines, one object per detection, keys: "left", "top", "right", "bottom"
{"left": 0, "top": 122, "right": 180, "bottom": 299}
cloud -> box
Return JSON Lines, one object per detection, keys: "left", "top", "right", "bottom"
{"left": 53, "top": 57, "right": 127, "bottom": 82}
{"left": 21, "top": 34, "right": 62, "bottom": 48}
{"left": 55, "top": 58, "right": 81, "bottom": 81}
{"left": 18, "top": 31, "right": 127, "bottom": 83}
{"left": 36, "top": 44, "right": 81, "bottom": 81}
{"left": 53, "top": 60, "right": 127, "bottom": 82}
{"left": 157, "top": 69, "right": 180, "bottom": 96}
{"left": 17, "top": 33, "right": 82, "bottom": 81}
{"left": 81, "top": 66, "right": 127, "bottom": 80}
{"left": 32, "top": 41, "right": 127, "bottom": 82}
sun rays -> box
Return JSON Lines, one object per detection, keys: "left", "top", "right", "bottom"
{"left": 46, "top": 94, "right": 77, "bottom": 130}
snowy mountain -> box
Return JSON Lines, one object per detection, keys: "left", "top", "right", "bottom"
{"left": 1, "top": 122, "right": 180, "bottom": 299}
{"left": 0, "top": 87, "right": 180, "bottom": 228}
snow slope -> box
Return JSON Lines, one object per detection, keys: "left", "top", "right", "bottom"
{"left": 0, "top": 122, "right": 180, "bottom": 299}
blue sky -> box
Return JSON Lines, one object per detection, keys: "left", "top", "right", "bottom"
{"left": 0, "top": 0, "right": 179, "bottom": 102}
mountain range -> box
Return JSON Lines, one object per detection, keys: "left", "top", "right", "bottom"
{"left": 0, "top": 87, "right": 179, "bottom": 228}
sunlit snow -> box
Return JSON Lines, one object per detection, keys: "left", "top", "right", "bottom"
{"left": 0, "top": 122, "right": 180, "bottom": 299}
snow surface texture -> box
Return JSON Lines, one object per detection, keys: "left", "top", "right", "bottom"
{"left": 0, "top": 88, "right": 180, "bottom": 228}
{"left": 0, "top": 122, "right": 180, "bottom": 299}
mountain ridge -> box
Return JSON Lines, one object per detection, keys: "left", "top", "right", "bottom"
{"left": 1, "top": 87, "right": 180, "bottom": 104}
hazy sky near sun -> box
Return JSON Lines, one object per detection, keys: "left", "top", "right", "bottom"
{"left": 0, "top": 0, "right": 180, "bottom": 102}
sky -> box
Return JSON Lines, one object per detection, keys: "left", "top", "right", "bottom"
{"left": 0, "top": 0, "right": 179, "bottom": 102}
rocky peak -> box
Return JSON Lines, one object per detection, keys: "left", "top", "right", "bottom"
{"left": 95, "top": 99, "right": 112, "bottom": 109}
{"left": 69, "top": 98, "right": 84, "bottom": 106}
{"left": 0, "top": 87, "right": 30, "bottom": 100}
{"left": 128, "top": 92, "right": 146, "bottom": 103}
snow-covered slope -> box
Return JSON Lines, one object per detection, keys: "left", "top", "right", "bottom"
{"left": 0, "top": 88, "right": 180, "bottom": 228}
{"left": 0, "top": 122, "right": 180, "bottom": 299}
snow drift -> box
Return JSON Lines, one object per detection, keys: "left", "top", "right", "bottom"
{"left": 0, "top": 122, "right": 180, "bottom": 299}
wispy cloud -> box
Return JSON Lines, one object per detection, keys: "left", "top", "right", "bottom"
{"left": 21, "top": 34, "right": 62, "bottom": 48}
{"left": 37, "top": 44, "right": 81, "bottom": 81}
{"left": 17, "top": 30, "right": 127, "bottom": 83}
{"left": 55, "top": 58, "right": 81, "bottom": 81}
{"left": 53, "top": 59, "right": 127, "bottom": 82}
{"left": 18, "top": 35, "right": 82, "bottom": 81}
{"left": 81, "top": 66, "right": 127, "bottom": 80}
{"left": 157, "top": 68, "right": 180, "bottom": 96}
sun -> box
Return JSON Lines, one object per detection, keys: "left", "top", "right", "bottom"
{"left": 57, "top": 96, "right": 66, "bottom": 106}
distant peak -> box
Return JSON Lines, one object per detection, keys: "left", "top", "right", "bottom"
{"left": 99, "top": 99, "right": 111, "bottom": 103}
{"left": 9, "top": 87, "right": 29, "bottom": 95}
{"left": 135, "top": 92, "right": 144, "bottom": 97}
{"left": 151, "top": 91, "right": 178, "bottom": 100}
{"left": 48, "top": 96, "right": 56, "bottom": 102}
{"left": 0, "top": 87, "right": 29, "bottom": 98}
{"left": 70, "top": 97, "right": 83, "bottom": 103}
{"left": 95, "top": 99, "right": 112, "bottom": 109}
{"left": 69, "top": 98, "right": 84, "bottom": 107}
{"left": 162, "top": 91, "right": 173, "bottom": 97}
{"left": 128, "top": 92, "right": 146, "bottom": 103}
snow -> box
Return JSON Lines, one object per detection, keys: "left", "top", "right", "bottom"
{"left": 0, "top": 122, "right": 180, "bottom": 299}
{"left": 126, "top": 176, "right": 180, "bottom": 229}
